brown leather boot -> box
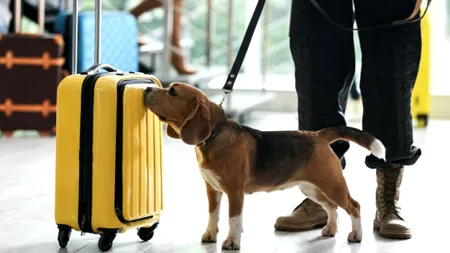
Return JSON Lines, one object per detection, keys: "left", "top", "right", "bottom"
{"left": 374, "top": 164, "right": 412, "bottom": 239}
{"left": 171, "top": 52, "right": 197, "bottom": 75}
{"left": 274, "top": 198, "right": 328, "bottom": 231}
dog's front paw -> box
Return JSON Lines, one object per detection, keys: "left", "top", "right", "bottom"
{"left": 347, "top": 230, "right": 362, "bottom": 243}
{"left": 322, "top": 224, "right": 337, "bottom": 237}
{"left": 201, "top": 230, "right": 217, "bottom": 243}
{"left": 221, "top": 236, "right": 240, "bottom": 250}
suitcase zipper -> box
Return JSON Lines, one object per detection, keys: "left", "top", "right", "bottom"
{"left": 78, "top": 72, "right": 115, "bottom": 235}
{"left": 114, "top": 78, "right": 157, "bottom": 225}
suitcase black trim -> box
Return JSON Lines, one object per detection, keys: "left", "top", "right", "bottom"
{"left": 78, "top": 72, "right": 114, "bottom": 234}
{"left": 114, "top": 78, "right": 157, "bottom": 225}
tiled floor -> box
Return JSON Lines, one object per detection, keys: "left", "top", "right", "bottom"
{"left": 0, "top": 111, "right": 448, "bottom": 253}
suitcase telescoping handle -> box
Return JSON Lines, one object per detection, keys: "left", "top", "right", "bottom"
{"left": 72, "top": 0, "right": 103, "bottom": 74}
{"left": 14, "top": 0, "right": 45, "bottom": 34}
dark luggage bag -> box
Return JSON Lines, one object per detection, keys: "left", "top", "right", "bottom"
{"left": 0, "top": 0, "right": 65, "bottom": 136}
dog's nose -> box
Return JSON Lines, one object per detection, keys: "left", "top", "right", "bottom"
{"left": 145, "top": 87, "right": 153, "bottom": 94}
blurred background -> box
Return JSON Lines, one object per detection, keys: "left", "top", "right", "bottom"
{"left": 1, "top": 0, "right": 449, "bottom": 130}
{"left": 0, "top": 0, "right": 449, "bottom": 252}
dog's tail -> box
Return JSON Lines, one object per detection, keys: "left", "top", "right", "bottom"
{"left": 317, "top": 126, "right": 385, "bottom": 159}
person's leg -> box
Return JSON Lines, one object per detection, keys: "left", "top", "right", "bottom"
{"left": 171, "top": 0, "right": 196, "bottom": 75}
{"left": 130, "top": 0, "right": 164, "bottom": 47}
{"left": 274, "top": 0, "right": 355, "bottom": 231}
{"left": 130, "top": 0, "right": 163, "bottom": 17}
{"left": 354, "top": 0, "right": 422, "bottom": 239}
{"left": 130, "top": 0, "right": 196, "bottom": 75}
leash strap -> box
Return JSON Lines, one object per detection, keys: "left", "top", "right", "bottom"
{"left": 309, "top": 0, "right": 431, "bottom": 32}
{"left": 220, "top": 0, "right": 266, "bottom": 105}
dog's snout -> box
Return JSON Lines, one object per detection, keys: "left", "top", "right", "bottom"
{"left": 144, "top": 87, "right": 154, "bottom": 106}
{"left": 145, "top": 87, "right": 153, "bottom": 94}
{"left": 144, "top": 86, "right": 157, "bottom": 106}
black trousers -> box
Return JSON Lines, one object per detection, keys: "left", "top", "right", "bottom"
{"left": 290, "top": 0, "right": 422, "bottom": 168}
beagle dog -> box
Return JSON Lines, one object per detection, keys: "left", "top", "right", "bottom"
{"left": 144, "top": 82, "right": 385, "bottom": 250}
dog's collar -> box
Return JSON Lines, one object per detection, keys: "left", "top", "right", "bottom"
{"left": 197, "top": 118, "right": 228, "bottom": 147}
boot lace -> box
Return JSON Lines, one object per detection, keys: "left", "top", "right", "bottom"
{"left": 383, "top": 169, "right": 401, "bottom": 214}
{"left": 293, "top": 198, "right": 314, "bottom": 216}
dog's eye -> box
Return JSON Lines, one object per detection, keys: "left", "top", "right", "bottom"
{"left": 168, "top": 87, "right": 177, "bottom": 96}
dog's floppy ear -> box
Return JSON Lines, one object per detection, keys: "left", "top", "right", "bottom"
{"left": 166, "top": 124, "right": 180, "bottom": 139}
{"left": 179, "top": 101, "right": 211, "bottom": 145}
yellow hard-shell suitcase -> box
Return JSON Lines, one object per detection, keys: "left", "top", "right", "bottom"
{"left": 54, "top": 1, "right": 163, "bottom": 251}
{"left": 54, "top": 64, "right": 164, "bottom": 251}
{"left": 412, "top": 8, "right": 430, "bottom": 127}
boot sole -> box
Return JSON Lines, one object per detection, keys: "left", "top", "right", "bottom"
{"left": 373, "top": 221, "right": 412, "bottom": 239}
{"left": 274, "top": 220, "right": 327, "bottom": 232}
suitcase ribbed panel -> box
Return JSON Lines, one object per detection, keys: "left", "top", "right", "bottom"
{"left": 122, "top": 85, "right": 162, "bottom": 221}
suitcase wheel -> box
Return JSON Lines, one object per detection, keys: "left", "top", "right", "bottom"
{"left": 137, "top": 221, "right": 159, "bottom": 242}
{"left": 98, "top": 232, "right": 117, "bottom": 252}
{"left": 57, "top": 225, "right": 71, "bottom": 248}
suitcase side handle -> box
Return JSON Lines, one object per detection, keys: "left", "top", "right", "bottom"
{"left": 80, "top": 64, "right": 118, "bottom": 75}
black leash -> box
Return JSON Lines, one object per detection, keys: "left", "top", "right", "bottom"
{"left": 219, "top": 0, "right": 266, "bottom": 107}
{"left": 219, "top": 0, "right": 431, "bottom": 106}
{"left": 309, "top": 0, "right": 432, "bottom": 32}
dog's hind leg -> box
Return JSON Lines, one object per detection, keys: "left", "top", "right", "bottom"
{"left": 305, "top": 147, "right": 363, "bottom": 243}
{"left": 298, "top": 182, "right": 338, "bottom": 237}
{"left": 311, "top": 171, "right": 362, "bottom": 243}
